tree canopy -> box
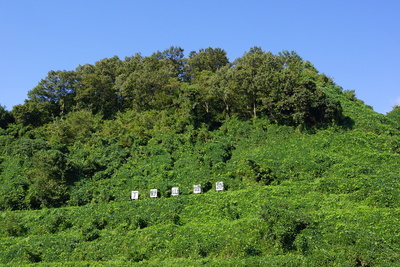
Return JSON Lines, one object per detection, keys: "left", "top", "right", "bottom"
{"left": 8, "top": 47, "right": 343, "bottom": 129}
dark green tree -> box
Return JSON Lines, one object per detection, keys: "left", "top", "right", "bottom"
{"left": 28, "top": 70, "right": 79, "bottom": 116}
{"left": 0, "top": 104, "right": 13, "bottom": 128}
{"left": 11, "top": 70, "right": 80, "bottom": 127}
{"left": 116, "top": 55, "right": 179, "bottom": 112}
{"left": 74, "top": 56, "right": 123, "bottom": 119}
{"left": 224, "top": 47, "right": 280, "bottom": 119}
{"left": 187, "top": 47, "right": 229, "bottom": 80}
{"left": 11, "top": 100, "right": 59, "bottom": 127}
{"left": 224, "top": 48, "right": 342, "bottom": 127}
{"left": 152, "top": 46, "right": 185, "bottom": 79}
{"left": 266, "top": 51, "right": 342, "bottom": 127}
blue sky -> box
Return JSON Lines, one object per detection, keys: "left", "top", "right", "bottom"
{"left": 1, "top": 0, "right": 399, "bottom": 113}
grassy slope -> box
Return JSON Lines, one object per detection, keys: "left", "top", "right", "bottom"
{"left": 1, "top": 88, "right": 400, "bottom": 266}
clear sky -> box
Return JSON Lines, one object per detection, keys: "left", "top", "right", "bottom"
{"left": 1, "top": 0, "right": 399, "bottom": 113}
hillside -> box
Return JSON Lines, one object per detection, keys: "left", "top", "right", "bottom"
{"left": 1, "top": 47, "right": 400, "bottom": 266}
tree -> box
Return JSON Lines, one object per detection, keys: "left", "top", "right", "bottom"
{"left": 0, "top": 104, "right": 13, "bottom": 128}
{"left": 12, "top": 70, "right": 79, "bottom": 127}
{"left": 216, "top": 48, "right": 342, "bottom": 127}
{"left": 152, "top": 46, "right": 185, "bottom": 79}
{"left": 209, "top": 65, "right": 237, "bottom": 118}
{"left": 74, "top": 56, "right": 123, "bottom": 118}
{"left": 42, "top": 109, "right": 103, "bottom": 147}
{"left": 265, "top": 52, "right": 342, "bottom": 127}
{"left": 187, "top": 47, "right": 229, "bottom": 80}
{"left": 28, "top": 70, "right": 79, "bottom": 116}
{"left": 25, "top": 149, "right": 70, "bottom": 209}
{"left": 116, "top": 55, "right": 180, "bottom": 112}
{"left": 226, "top": 47, "right": 279, "bottom": 119}
{"left": 0, "top": 156, "right": 29, "bottom": 210}
{"left": 11, "top": 100, "right": 59, "bottom": 127}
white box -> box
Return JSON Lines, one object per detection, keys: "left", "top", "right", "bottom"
{"left": 131, "top": 191, "right": 139, "bottom": 200}
{"left": 150, "top": 189, "right": 158, "bottom": 198}
{"left": 171, "top": 187, "right": 179, "bottom": 196}
{"left": 216, "top": 181, "right": 224, "bottom": 191}
{"left": 193, "top": 184, "right": 201, "bottom": 194}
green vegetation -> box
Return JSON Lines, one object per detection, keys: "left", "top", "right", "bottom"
{"left": 1, "top": 47, "right": 400, "bottom": 266}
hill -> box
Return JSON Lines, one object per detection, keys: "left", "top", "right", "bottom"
{"left": 1, "top": 47, "right": 400, "bottom": 266}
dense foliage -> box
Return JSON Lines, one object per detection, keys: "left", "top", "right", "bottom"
{"left": 1, "top": 47, "right": 400, "bottom": 266}
{"left": 11, "top": 46, "right": 342, "bottom": 128}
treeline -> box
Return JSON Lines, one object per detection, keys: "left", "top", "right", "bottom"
{"left": 7, "top": 46, "right": 342, "bottom": 129}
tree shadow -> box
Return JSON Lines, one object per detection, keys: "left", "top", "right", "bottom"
{"left": 338, "top": 115, "right": 355, "bottom": 130}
